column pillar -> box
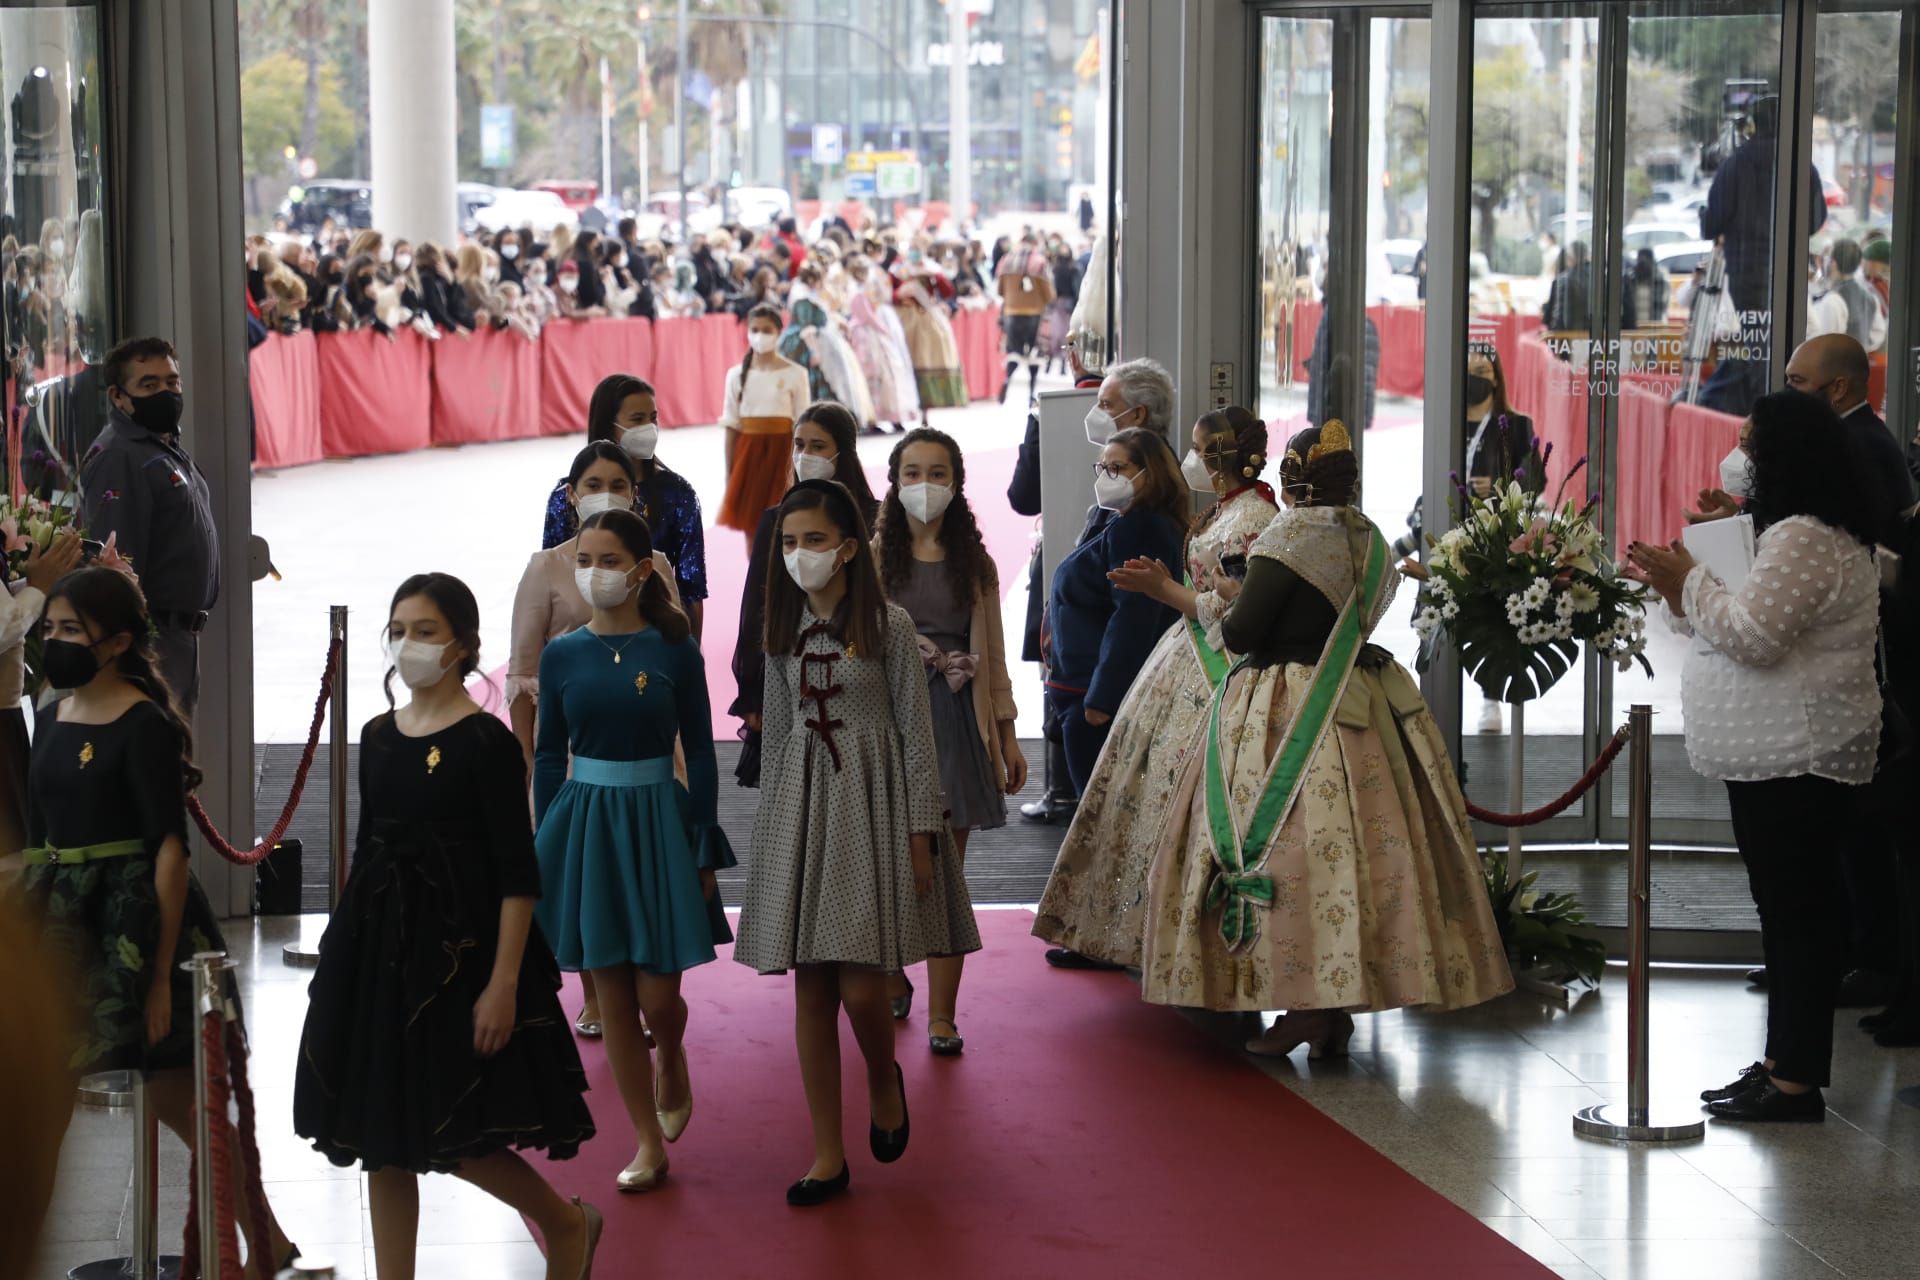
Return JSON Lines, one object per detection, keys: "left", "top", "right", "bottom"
{"left": 368, "top": 0, "right": 456, "bottom": 245}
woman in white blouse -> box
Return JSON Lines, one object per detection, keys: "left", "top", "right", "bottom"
{"left": 1630, "top": 389, "right": 1881, "bottom": 1124}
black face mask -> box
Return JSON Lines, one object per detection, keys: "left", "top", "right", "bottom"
{"left": 1464, "top": 375, "right": 1495, "bottom": 406}
{"left": 42, "top": 638, "right": 105, "bottom": 690}
{"left": 123, "top": 389, "right": 184, "bottom": 436}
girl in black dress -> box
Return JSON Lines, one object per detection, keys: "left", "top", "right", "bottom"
{"left": 22, "top": 567, "right": 295, "bottom": 1276}
{"left": 293, "top": 574, "right": 600, "bottom": 1280}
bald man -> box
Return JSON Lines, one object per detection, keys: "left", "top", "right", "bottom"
{"left": 1690, "top": 334, "right": 1910, "bottom": 546}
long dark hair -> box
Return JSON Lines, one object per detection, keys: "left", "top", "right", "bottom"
{"left": 586, "top": 373, "right": 663, "bottom": 483}
{"left": 764, "top": 479, "right": 886, "bottom": 660}
{"left": 877, "top": 427, "right": 992, "bottom": 607}
{"left": 1745, "top": 390, "right": 1874, "bottom": 545}
{"left": 794, "top": 400, "right": 879, "bottom": 527}
{"left": 1108, "top": 427, "right": 1190, "bottom": 533}
{"left": 383, "top": 573, "right": 485, "bottom": 710}
{"left": 44, "top": 568, "right": 201, "bottom": 791}
{"left": 739, "top": 301, "right": 784, "bottom": 397}
{"left": 579, "top": 507, "right": 691, "bottom": 643}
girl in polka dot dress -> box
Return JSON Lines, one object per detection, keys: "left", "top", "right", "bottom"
{"left": 733, "top": 479, "right": 981, "bottom": 1206}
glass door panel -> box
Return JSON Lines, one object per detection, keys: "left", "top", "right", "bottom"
{"left": 1458, "top": 6, "right": 1603, "bottom": 821}
{"left": 1255, "top": 14, "right": 1337, "bottom": 437}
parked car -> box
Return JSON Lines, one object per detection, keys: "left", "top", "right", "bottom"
{"left": 457, "top": 183, "right": 498, "bottom": 235}
{"left": 645, "top": 192, "right": 722, "bottom": 239}
{"left": 725, "top": 186, "right": 794, "bottom": 229}
{"left": 280, "top": 179, "right": 371, "bottom": 235}
{"left": 536, "top": 180, "right": 599, "bottom": 213}
{"left": 474, "top": 188, "right": 579, "bottom": 235}
{"left": 1653, "top": 238, "right": 1714, "bottom": 277}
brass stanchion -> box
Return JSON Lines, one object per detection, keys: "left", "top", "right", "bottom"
{"left": 1572, "top": 704, "right": 1706, "bottom": 1142}
{"left": 284, "top": 606, "right": 348, "bottom": 967}
{"left": 67, "top": 1072, "right": 182, "bottom": 1279}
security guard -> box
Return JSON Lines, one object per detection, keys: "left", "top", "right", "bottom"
{"left": 79, "top": 337, "right": 219, "bottom": 718}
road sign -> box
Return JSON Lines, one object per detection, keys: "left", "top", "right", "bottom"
{"left": 810, "top": 123, "right": 844, "bottom": 166}
{"left": 846, "top": 172, "right": 877, "bottom": 198}
{"left": 480, "top": 104, "right": 514, "bottom": 170}
{"left": 846, "top": 149, "right": 916, "bottom": 174}
{"left": 875, "top": 161, "right": 923, "bottom": 198}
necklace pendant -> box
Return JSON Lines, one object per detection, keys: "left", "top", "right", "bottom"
{"left": 614, "top": 652, "right": 621, "bottom": 664}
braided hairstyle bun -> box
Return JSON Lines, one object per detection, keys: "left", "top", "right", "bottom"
{"left": 1195, "top": 405, "right": 1269, "bottom": 484}
{"left": 1278, "top": 421, "right": 1359, "bottom": 507}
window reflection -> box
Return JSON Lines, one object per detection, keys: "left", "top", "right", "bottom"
{"left": 1, "top": 7, "right": 110, "bottom": 501}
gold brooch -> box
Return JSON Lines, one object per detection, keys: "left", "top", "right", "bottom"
{"left": 845, "top": 641, "right": 858, "bottom": 659}
{"left": 426, "top": 745, "right": 442, "bottom": 774}
{"left": 78, "top": 742, "right": 94, "bottom": 769}
{"left": 634, "top": 672, "right": 648, "bottom": 696}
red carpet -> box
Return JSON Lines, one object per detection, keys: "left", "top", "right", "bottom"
{"left": 536, "top": 910, "right": 1553, "bottom": 1279}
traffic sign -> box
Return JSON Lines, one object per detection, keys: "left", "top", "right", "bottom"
{"left": 810, "top": 123, "right": 844, "bottom": 166}
{"left": 480, "top": 104, "right": 514, "bottom": 170}
{"left": 846, "top": 172, "right": 877, "bottom": 198}
{"left": 846, "top": 149, "right": 916, "bottom": 175}
{"left": 875, "top": 161, "right": 923, "bottom": 198}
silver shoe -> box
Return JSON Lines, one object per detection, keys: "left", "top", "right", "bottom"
{"left": 615, "top": 1154, "right": 670, "bottom": 1193}
{"left": 573, "top": 1012, "right": 603, "bottom": 1040}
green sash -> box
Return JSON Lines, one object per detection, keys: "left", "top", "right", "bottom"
{"left": 1202, "top": 527, "right": 1390, "bottom": 952}
{"left": 21, "top": 838, "right": 148, "bottom": 866}
{"left": 1183, "top": 575, "right": 1231, "bottom": 690}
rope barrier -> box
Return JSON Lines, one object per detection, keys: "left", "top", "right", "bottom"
{"left": 182, "top": 1012, "right": 240, "bottom": 1279}
{"left": 188, "top": 636, "right": 342, "bottom": 866}
{"left": 1464, "top": 723, "right": 1632, "bottom": 828}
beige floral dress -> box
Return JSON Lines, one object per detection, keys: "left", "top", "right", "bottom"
{"left": 1032, "top": 486, "right": 1279, "bottom": 965}
{"left": 1139, "top": 506, "right": 1512, "bottom": 1013}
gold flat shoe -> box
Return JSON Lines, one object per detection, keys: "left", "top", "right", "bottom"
{"left": 656, "top": 1045, "right": 693, "bottom": 1144}
{"left": 615, "top": 1155, "right": 670, "bottom": 1193}
{"left": 571, "top": 1196, "right": 603, "bottom": 1278}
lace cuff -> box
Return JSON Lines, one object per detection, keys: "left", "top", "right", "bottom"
{"left": 504, "top": 675, "right": 538, "bottom": 707}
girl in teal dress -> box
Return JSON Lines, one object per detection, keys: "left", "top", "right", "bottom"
{"left": 533, "top": 507, "right": 734, "bottom": 1194}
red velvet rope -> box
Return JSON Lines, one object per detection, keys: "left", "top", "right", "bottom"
{"left": 188, "top": 636, "right": 342, "bottom": 866}
{"left": 181, "top": 1011, "right": 241, "bottom": 1279}
{"left": 1464, "top": 724, "right": 1632, "bottom": 828}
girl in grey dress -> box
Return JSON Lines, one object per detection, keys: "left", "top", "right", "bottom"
{"left": 734, "top": 479, "right": 981, "bottom": 1206}
{"left": 875, "top": 428, "right": 1026, "bottom": 1056}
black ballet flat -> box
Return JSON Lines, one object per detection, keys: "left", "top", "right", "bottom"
{"left": 891, "top": 975, "right": 914, "bottom": 1021}
{"left": 870, "top": 1062, "right": 910, "bottom": 1164}
{"left": 785, "top": 1163, "right": 851, "bottom": 1207}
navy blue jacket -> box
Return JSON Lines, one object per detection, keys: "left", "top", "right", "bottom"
{"left": 1046, "top": 506, "right": 1184, "bottom": 714}
{"left": 1700, "top": 130, "right": 1827, "bottom": 313}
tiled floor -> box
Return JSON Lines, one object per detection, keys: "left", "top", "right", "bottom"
{"left": 33, "top": 915, "right": 1920, "bottom": 1279}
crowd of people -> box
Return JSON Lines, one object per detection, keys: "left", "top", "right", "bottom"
{"left": 244, "top": 214, "right": 1092, "bottom": 436}
{"left": 9, "top": 307, "right": 1920, "bottom": 1275}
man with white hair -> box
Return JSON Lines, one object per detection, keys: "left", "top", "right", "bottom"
{"left": 1085, "top": 357, "right": 1175, "bottom": 441}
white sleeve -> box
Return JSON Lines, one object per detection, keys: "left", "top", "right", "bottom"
{"left": 720, "top": 366, "right": 744, "bottom": 430}
{"left": 1682, "top": 520, "right": 1847, "bottom": 668}
{"left": 0, "top": 582, "right": 43, "bottom": 651}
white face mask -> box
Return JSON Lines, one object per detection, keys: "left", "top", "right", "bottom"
{"left": 394, "top": 253, "right": 413, "bottom": 272}
{"left": 749, "top": 331, "right": 779, "bottom": 355}
{"left": 1084, "top": 405, "right": 1117, "bottom": 445}
{"left": 48, "top": 239, "right": 65, "bottom": 260}
{"left": 385, "top": 637, "right": 454, "bottom": 690}
{"left": 379, "top": 245, "right": 394, "bottom": 264}
{"left": 1094, "top": 470, "right": 1137, "bottom": 512}
{"left": 899, "top": 481, "right": 954, "bottom": 523}
{"left": 784, "top": 546, "right": 844, "bottom": 592}
{"left": 793, "top": 450, "right": 838, "bottom": 484}
{"left": 558, "top": 275, "right": 578, "bottom": 294}
{"left": 575, "top": 490, "right": 631, "bottom": 520}
{"left": 1718, "top": 446, "right": 1751, "bottom": 499}
{"left": 575, "top": 565, "right": 639, "bottom": 610}
{"left": 500, "top": 243, "right": 520, "bottom": 260}
{"left": 1180, "top": 449, "right": 1216, "bottom": 493}
{"left": 619, "top": 424, "right": 660, "bottom": 461}
{"left": 483, "top": 266, "right": 499, "bottom": 284}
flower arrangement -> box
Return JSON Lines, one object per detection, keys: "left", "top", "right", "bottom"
{"left": 1, "top": 493, "right": 131, "bottom": 695}
{"left": 1481, "top": 848, "right": 1607, "bottom": 985}
{"left": 1411, "top": 452, "right": 1652, "bottom": 702}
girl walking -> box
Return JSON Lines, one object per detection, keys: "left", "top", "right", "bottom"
{"left": 733, "top": 480, "right": 981, "bottom": 1206}
{"left": 25, "top": 568, "right": 297, "bottom": 1278}
{"left": 295, "top": 575, "right": 599, "bottom": 1280}
{"left": 875, "top": 429, "right": 1025, "bottom": 1053}
{"left": 718, "top": 303, "right": 810, "bottom": 537}
{"left": 534, "top": 509, "right": 733, "bottom": 1193}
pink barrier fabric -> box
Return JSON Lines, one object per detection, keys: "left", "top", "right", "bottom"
{"left": 1510, "top": 333, "right": 1588, "bottom": 498}
{"left": 1664, "top": 402, "right": 1743, "bottom": 540}
{"left": 317, "top": 328, "right": 433, "bottom": 459}
{"left": 539, "top": 318, "right": 653, "bottom": 437}
{"left": 1370, "top": 305, "right": 1426, "bottom": 399}
{"left": 953, "top": 304, "right": 1008, "bottom": 402}
{"left": 250, "top": 330, "right": 323, "bottom": 470}
{"left": 651, "top": 314, "right": 739, "bottom": 428}
{"left": 1613, "top": 380, "right": 1672, "bottom": 554}
{"left": 430, "top": 327, "right": 544, "bottom": 446}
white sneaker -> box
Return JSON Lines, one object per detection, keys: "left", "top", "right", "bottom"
{"left": 1477, "top": 700, "right": 1504, "bottom": 734}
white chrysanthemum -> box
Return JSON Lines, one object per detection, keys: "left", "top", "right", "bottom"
{"left": 1567, "top": 583, "right": 1600, "bottom": 613}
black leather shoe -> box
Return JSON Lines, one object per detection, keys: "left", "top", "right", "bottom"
{"left": 1707, "top": 1082, "right": 1825, "bottom": 1123}
{"left": 1043, "top": 947, "right": 1123, "bottom": 972}
{"left": 1837, "top": 968, "right": 1898, "bottom": 1009}
{"left": 785, "top": 1164, "right": 851, "bottom": 1207}
{"left": 870, "top": 1062, "right": 909, "bottom": 1164}
{"left": 890, "top": 975, "right": 914, "bottom": 1021}
{"left": 1700, "top": 1061, "right": 1768, "bottom": 1103}
{"left": 1745, "top": 967, "right": 1768, "bottom": 988}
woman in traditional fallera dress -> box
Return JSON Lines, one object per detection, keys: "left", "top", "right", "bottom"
{"left": 294, "top": 574, "right": 600, "bottom": 1280}
{"left": 1139, "top": 422, "right": 1513, "bottom": 1056}
{"left": 718, "top": 304, "right": 812, "bottom": 536}
{"left": 1032, "top": 408, "right": 1279, "bottom": 968}
{"left": 892, "top": 255, "right": 967, "bottom": 410}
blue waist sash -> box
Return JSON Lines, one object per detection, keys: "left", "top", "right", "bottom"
{"left": 570, "top": 755, "right": 676, "bottom": 788}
